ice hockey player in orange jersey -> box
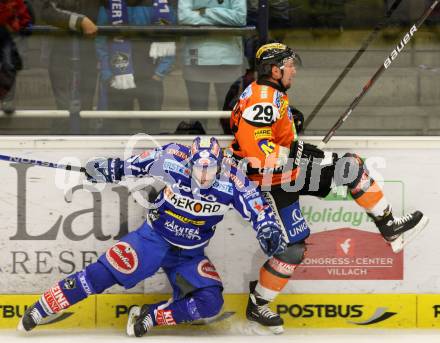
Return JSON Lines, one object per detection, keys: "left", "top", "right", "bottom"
{"left": 229, "top": 42, "right": 428, "bottom": 334}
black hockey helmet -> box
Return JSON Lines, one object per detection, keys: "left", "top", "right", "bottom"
{"left": 255, "top": 43, "right": 302, "bottom": 77}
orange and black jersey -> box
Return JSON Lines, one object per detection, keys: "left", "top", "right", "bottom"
{"left": 230, "top": 79, "right": 300, "bottom": 186}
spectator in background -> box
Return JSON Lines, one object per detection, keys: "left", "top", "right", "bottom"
{"left": 247, "top": 0, "right": 291, "bottom": 29}
{"left": 96, "top": 0, "right": 176, "bottom": 111}
{"left": 41, "top": 0, "right": 100, "bottom": 110}
{"left": 177, "top": 0, "right": 246, "bottom": 133}
{"left": 0, "top": 0, "right": 33, "bottom": 113}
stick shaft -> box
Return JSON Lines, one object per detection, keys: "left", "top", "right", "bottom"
{"left": 304, "top": 0, "right": 404, "bottom": 129}
{"left": 319, "top": 0, "right": 439, "bottom": 149}
{"left": 0, "top": 154, "right": 85, "bottom": 173}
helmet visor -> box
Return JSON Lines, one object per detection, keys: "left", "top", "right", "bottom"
{"left": 280, "top": 51, "right": 302, "bottom": 69}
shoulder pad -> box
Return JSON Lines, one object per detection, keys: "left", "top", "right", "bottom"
{"left": 273, "top": 90, "right": 283, "bottom": 108}
{"left": 163, "top": 143, "right": 190, "bottom": 163}
{"left": 239, "top": 84, "right": 253, "bottom": 100}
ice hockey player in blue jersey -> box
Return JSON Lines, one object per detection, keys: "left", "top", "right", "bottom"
{"left": 17, "top": 136, "right": 286, "bottom": 337}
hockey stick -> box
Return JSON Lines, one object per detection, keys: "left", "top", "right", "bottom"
{"left": 0, "top": 154, "right": 86, "bottom": 173}
{"left": 304, "top": 0, "right": 404, "bottom": 130}
{"left": 317, "top": 0, "right": 439, "bottom": 150}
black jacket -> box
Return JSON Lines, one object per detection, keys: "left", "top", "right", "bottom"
{"left": 41, "top": 0, "right": 103, "bottom": 32}
{"left": 0, "top": 27, "right": 22, "bottom": 100}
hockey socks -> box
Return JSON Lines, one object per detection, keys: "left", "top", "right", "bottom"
{"left": 128, "top": 286, "right": 223, "bottom": 337}
{"left": 18, "top": 271, "right": 92, "bottom": 332}
{"left": 18, "top": 261, "right": 117, "bottom": 331}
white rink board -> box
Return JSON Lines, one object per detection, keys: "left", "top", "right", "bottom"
{"left": 0, "top": 136, "right": 439, "bottom": 294}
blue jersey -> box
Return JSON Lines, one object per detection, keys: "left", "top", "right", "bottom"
{"left": 118, "top": 143, "right": 279, "bottom": 249}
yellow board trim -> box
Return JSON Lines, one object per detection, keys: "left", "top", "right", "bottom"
{"left": 0, "top": 294, "right": 431, "bottom": 330}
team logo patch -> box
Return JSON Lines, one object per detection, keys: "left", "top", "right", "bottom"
{"left": 258, "top": 139, "right": 276, "bottom": 156}
{"left": 139, "top": 150, "right": 156, "bottom": 161}
{"left": 78, "top": 271, "right": 93, "bottom": 295}
{"left": 165, "top": 210, "right": 206, "bottom": 226}
{"left": 279, "top": 98, "right": 289, "bottom": 118}
{"left": 163, "top": 159, "right": 190, "bottom": 177}
{"left": 166, "top": 148, "right": 188, "bottom": 160}
{"left": 106, "top": 242, "right": 139, "bottom": 274}
{"left": 42, "top": 284, "right": 70, "bottom": 314}
{"left": 248, "top": 197, "right": 267, "bottom": 215}
{"left": 287, "top": 106, "right": 293, "bottom": 121}
{"left": 62, "top": 278, "right": 76, "bottom": 290}
{"left": 240, "top": 84, "right": 252, "bottom": 100}
{"left": 254, "top": 128, "right": 272, "bottom": 140}
{"left": 212, "top": 180, "right": 233, "bottom": 195}
{"left": 273, "top": 91, "right": 282, "bottom": 108}
{"left": 164, "top": 188, "right": 223, "bottom": 215}
{"left": 197, "top": 259, "right": 221, "bottom": 282}
{"left": 111, "top": 51, "right": 129, "bottom": 72}
{"left": 268, "top": 257, "right": 298, "bottom": 276}
{"left": 164, "top": 220, "right": 202, "bottom": 241}
{"left": 155, "top": 309, "right": 177, "bottom": 326}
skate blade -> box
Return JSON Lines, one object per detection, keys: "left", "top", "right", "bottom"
{"left": 391, "top": 216, "right": 429, "bottom": 253}
{"left": 247, "top": 321, "right": 284, "bottom": 335}
{"left": 126, "top": 306, "right": 140, "bottom": 337}
{"left": 16, "top": 317, "right": 26, "bottom": 332}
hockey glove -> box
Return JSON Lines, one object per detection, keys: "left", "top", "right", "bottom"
{"left": 301, "top": 143, "right": 335, "bottom": 167}
{"left": 302, "top": 143, "right": 324, "bottom": 160}
{"left": 85, "top": 157, "right": 123, "bottom": 183}
{"left": 256, "top": 224, "right": 287, "bottom": 257}
{"left": 289, "top": 106, "right": 304, "bottom": 134}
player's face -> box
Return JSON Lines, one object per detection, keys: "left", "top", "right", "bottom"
{"left": 192, "top": 165, "right": 218, "bottom": 188}
{"left": 280, "top": 59, "right": 296, "bottom": 89}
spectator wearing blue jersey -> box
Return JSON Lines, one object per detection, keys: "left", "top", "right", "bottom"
{"left": 96, "top": 0, "right": 176, "bottom": 111}
{"left": 18, "top": 137, "right": 286, "bottom": 337}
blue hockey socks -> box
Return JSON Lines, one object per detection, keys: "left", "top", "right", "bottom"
{"left": 33, "top": 261, "right": 116, "bottom": 318}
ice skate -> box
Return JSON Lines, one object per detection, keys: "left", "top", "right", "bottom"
{"left": 375, "top": 210, "right": 429, "bottom": 253}
{"left": 126, "top": 304, "right": 154, "bottom": 337}
{"left": 246, "top": 281, "right": 284, "bottom": 334}
{"left": 17, "top": 304, "right": 43, "bottom": 332}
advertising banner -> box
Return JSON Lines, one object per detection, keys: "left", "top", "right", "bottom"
{"left": 293, "top": 182, "right": 404, "bottom": 281}
{"left": 0, "top": 137, "right": 439, "bottom": 295}
{"left": 417, "top": 295, "right": 440, "bottom": 328}
{"left": 0, "top": 294, "right": 420, "bottom": 330}
{"left": 0, "top": 295, "right": 95, "bottom": 329}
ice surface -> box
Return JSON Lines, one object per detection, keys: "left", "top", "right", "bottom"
{"left": 4, "top": 329, "right": 440, "bottom": 343}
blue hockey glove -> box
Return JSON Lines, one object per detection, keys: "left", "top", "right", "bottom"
{"left": 256, "top": 224, "right": 287, "bottom": 257}
{"left": 85, "top": 157, "right": 122, "bottom": 183}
